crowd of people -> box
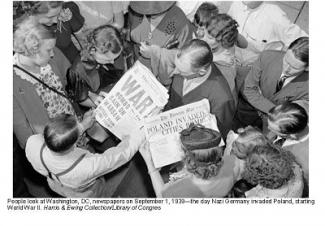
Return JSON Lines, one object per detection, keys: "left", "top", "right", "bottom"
{"left": 13, "top": 1, "right": 309, "bottom": 198}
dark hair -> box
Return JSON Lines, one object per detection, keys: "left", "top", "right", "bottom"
{"left": 242, "top": 145, "right": 295, "bottom": 189}
{"left": 90, "top": 25, "right": 123, "bottom": 54}
{"left": 30, "top": 1, "right": 63, "bottom": 15}
{"left": 193, "top": 2, "right": 219, "bottom": 27}
{"left": 179, "top": 39, "right": 213, "bottom": 70}
{"left": 206, "top": 14, "right": 239, "bottom": 49}
{"left": 184, "top": 146, "right": 224, "bottom": 180}
{"left": 268, "top": 102, "right": 308, "bottom": 135}
{"left": 43, "top": 114, "right": 80, "bottom": 153}
{"left": 288, "top": 37, "right": 309, "bottom": 67}
{"left": 232, "top": 126, "right": 269, "bottom": 159}
{"left": 81, "top": 24, "right": 123, "bottom": 63}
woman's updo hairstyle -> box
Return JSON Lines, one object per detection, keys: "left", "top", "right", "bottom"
{"left": 232, "top": 126, "right": 269, "bottom": 159}
{"left": 184, "top": 146, "right": 224, "bottom": 180}
{"left": 81, "top": 24, "right": 123, "bottom": 63}
{"left": 14, "top": 16, "right": 56, "bottom": 56}
{"left": 43, "top": 114, "right": 80, "bottom": 153}
{"left": 193, "top": 2, "right": 219, "bottom": 28}
{"left": 206, "top": 13, "right": 239, "bottom": 49}
{"left": 180, "top": 124, "right": 223, "bottom": 180}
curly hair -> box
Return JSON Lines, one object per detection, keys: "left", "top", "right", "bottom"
{"left": 184, "top": 146, "right": 224, "bottom": 180}
{"left": 14, "top": 16, "right": 56, "bottom": 56}
{"left": 80, "top": 24, "right": 123, "bottom": 63}
{"left": 206, "top": 14, "right": 239, "bottom": 49}
{"left": 193, "top": 2, "right": 219, "bottom": 27}
{"left": 232, "top": 126, "right": 269, "bottom": 159}
{"left": 242, "top": 145, "right": 295, "bottom": 189}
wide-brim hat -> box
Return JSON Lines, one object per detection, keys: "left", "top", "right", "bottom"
{"left": 129, "top": 1, "right": 176, "bottom": 15}
{"left": 180, "top": 124, "right": 222, "bottom": 151}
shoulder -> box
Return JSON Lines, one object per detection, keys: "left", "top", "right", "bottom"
{"left": 165, "top": 5, "right": 190, "bottom": 28}
{"left": 262, "top": 3, "right": 286, "bottom": 17}
{"left": 26, "top": 134, "right": 44, "bottom": 154}
{"left": 260, "top": 50, "right": 285, "bottom": 63}
{"left": 206, "top": 65, "right": 233, "bottom": 98}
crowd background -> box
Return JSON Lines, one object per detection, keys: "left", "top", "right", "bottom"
{"left": 11, "top": 1, "right": 310, "bottom": 198}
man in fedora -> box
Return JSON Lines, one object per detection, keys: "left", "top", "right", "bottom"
{"left": 128, "top": 1, "right": 193, "bottom": 70}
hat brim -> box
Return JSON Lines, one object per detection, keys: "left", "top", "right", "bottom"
{"left": 130, "top": 1, "right": 176, "bottom": 15}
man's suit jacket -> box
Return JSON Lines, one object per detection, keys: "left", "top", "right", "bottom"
{"left": 243, "top": 50, "right": 309, "bottom": 114}
{"left": 165, "top": 63, "right": 236, "bottom": 139}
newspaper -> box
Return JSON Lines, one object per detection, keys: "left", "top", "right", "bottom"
{"left": 143, "top": 99, "right": 223, "bottom": 168}
{"left": 95, "top": 61, "right": 169, "bottom": 139}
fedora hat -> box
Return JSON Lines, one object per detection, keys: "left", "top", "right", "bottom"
{"left": 180, "top": 124, "right": 222, "bottom": 151}
{"left": 129, "top": 1, "right": 176, "bottom": 15}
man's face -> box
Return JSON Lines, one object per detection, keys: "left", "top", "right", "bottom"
{"left": 173, "top": 52, "right": 201, "bottom": 80}
{"left": 38, "top": 6, "right": 62, "bottom": 26}
{"left": 282, "top": 49, "right": 307, "bottom": 76}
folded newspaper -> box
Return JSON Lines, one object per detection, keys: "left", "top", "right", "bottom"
{"left": 95, "top": 61, "right": 169, "bottom": 139}
{"left": 143, "top": 99, "right": 224, "bottom": 168}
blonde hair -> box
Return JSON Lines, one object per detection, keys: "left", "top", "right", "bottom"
{"left": 14, "top": 16, "right": 56, "bottom": 56}
{"left": 232, "top": 126, "right": 269, "bottom": 159}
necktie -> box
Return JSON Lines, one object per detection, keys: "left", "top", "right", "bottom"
{"left": 274, "top": 137, "right": 286, "bottom": 147}
{"left": 276, "top": 74, "right": 290, "bottom": 92}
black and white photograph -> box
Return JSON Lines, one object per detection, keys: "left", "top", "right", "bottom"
{"left": 3, "top": 0, "right": 324, "bottom": 225}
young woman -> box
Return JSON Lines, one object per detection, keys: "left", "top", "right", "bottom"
{"left": 224, "top": 126, "right": 270, "bottom": 197}
{"left": 13, "top": 16, "right": 76, "bottom": 148}
{"left": 243, "top": 145, "right": 304, "bottom": 198}
{"left": 139, "top": 124, "right": 239, "bottom": 197}
{"left": 193, "top": 3, "right": 248, "bottom": 103}
{"left": 67, "top": 24, "right": 129, "bottom": 108}
{"left": 25, "top": 113, "right": 145, "bottom": 197}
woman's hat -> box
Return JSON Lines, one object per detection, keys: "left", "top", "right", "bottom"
{"left": 180, "top": 124, "right": 222, "bottom": 151}
{"left": 129, "top": 1, "right": 176, "bottom": 15}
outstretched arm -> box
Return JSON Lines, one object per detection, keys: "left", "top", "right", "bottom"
{"left": 139, "top": 141, "right": 165, "bottom": 198}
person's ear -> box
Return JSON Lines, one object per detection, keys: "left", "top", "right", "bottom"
{"left": 89, "top": 47, "right": 96, "bottom": 55}
{"left": 198, "top": 67, "right": 207, "bottom": 76}
{"left": 304, "top": 65, "right": 309, "bottom": 72}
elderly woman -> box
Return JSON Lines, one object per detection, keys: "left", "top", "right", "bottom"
{"left": 13, "top": 16, "right": 86, "bottom": 149}
{"left": 139, "top": 124, "right": 239, "bottom": 197}
{"left": 14, "top": 1, "right": 85, "bottom": 63}
{"left": 242, "top": 145, "right": 304, "bottom": 198}
{"left": 25, "top": 113, "right": 144, "bottom": 197}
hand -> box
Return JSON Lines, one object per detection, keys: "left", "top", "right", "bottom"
{"left": 89, "top": 91, "right": 105, "bottom": 106}
{"left": 81, "top": 110, "right": 96, "bottom": 131}
{"left": 139, "top": 42, "right": 154, "bottom": 58}
{"left": 224, "top": 130, "right": 238, "bottom": 156}
{"left": 98, "top": 91, "right": 109, "bottom": 98}
{"left": 139, "top": 141, "right": 156, "bottom": 171}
